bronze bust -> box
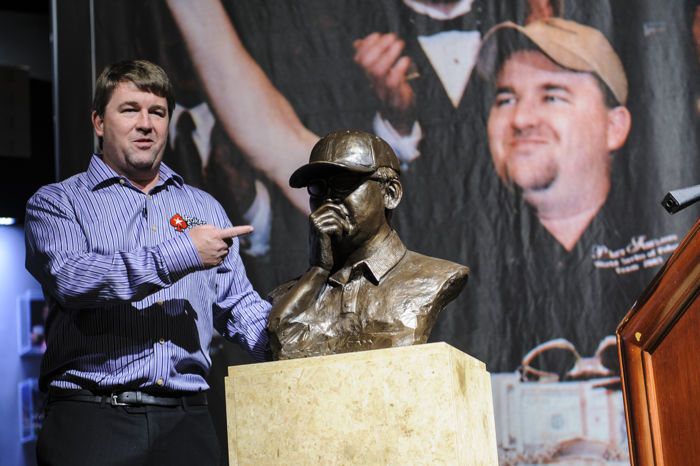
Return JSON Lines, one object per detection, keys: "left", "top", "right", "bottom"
{"left": 268, "top": 130, "right": 469, "bottom": 359}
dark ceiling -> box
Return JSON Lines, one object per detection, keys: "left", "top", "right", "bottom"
{"left": 1, "top": 1, "right": 49, "bottom": 15}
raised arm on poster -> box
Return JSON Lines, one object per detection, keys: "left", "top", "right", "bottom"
{"left": 267, "top": 130, "right": 469, "bottom": 360}
{"left": 166, "top": 0, "right": 318, "bottom": 214}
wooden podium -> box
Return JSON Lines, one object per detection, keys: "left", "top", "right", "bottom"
{"left": 617, "top": 218, "right": 700, "bottom": 465}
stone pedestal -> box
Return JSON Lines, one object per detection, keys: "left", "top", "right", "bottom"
{"left": 225, "top": 342, "right": 497, "bottom": 465}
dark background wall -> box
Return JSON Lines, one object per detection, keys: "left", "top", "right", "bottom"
{"left": 0, "top": 2, "right": 52, "bottom": 466}
{"left": 0, "top": 1, "right": 53, "bottom": 223}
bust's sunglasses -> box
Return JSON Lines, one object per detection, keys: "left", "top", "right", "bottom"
{"left": 307, "top": 173, "right": 384, "bottom": 199}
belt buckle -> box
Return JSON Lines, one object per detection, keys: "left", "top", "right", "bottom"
{"left": 110, "top": 393, "right": 128, "bottom": 406}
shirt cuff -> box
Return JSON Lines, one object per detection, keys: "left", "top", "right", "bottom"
{"left": 372, "top": 113, "right": 423, "bottom": 168}
{"left": 158, "top": 233, "right": 204, "bottom": 283}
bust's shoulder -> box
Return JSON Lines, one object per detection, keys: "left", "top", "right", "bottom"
{"left": 400, "top": 250, "right": 470, "bottom": 282}
{"left": 382, "top": 249, "right": 469, "bottom": 312}
{"left": 268, "top": 277, "right": 300, "bottom": 304}
{"left": 384, "top": 250, "right": 470, "bottom": 301}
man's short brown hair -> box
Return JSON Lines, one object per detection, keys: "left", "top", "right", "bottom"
{"left": 92, "top": 59, "right": 174, "bottom": 118}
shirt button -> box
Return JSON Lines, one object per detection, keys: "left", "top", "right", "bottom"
{"left": 156, "top": 301, "right": 164, "bottom": 306}
{"left": 158, "top": 338, "right": 165, "bottom": 345}
{"left": 119, "top": 179, "right": 125, "bottom": 185}
{"left": 151, "top": 225, "right": 157, "bottom": 232}
{"left": 156, "top": 378, "right": 164, "bottom": 386}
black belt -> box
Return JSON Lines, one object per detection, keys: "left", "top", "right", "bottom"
{"left": 47, "top": 389, "right": 208, "bottom": 407}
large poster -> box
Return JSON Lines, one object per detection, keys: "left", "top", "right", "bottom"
{"left": 77, "top": 0, "right": 700, "bottom": 463}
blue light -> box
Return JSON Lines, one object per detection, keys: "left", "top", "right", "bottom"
{"left": 0, "top": 217, "right": 17, "bottom": 226}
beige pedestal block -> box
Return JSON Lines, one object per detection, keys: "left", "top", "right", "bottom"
{"left": 225, "top": 342, "right": 497, "bottom": 465}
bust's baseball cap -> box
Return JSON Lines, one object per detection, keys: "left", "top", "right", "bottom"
{"left": 477, "top": 18, "right": 628, "bottom": 105}
{"left": 289, "top": 129, "right": 400, "bottom": 188}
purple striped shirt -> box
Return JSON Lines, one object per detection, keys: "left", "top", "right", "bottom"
{"left": 25, "top": 154, "right": 271, "bottom": 393}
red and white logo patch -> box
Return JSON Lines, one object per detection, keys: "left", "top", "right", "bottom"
{"left": 170, "top": 214, "right": 188, "bottom": 232}
{"left": 169, "top": 213, "right": 207, "bottom": 232}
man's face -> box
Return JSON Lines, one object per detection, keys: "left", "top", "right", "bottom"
{"left": 309, "top": 172, "right": 388, "bottom": 248}
{"left": 487, "top": 51, "right": 624, "bottom": 215}
{"left": 92, "top": 81, "right": 169, "bottom": 181}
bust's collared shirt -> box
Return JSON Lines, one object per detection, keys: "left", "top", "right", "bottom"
{"left": 273, "top": 230, "right": 468, "bottom": 359}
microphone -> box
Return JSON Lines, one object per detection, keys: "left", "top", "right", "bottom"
{"left": 661, "top": 184, "right": 700, "bottom": 214}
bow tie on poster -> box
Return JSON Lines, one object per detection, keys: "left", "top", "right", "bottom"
{"left": 406, "top": 8, "right": 481, "bottom": 36}
{"left": 519, "top": 335, "right": 619, "bottom": 383}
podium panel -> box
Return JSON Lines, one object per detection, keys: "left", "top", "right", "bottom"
{"left": 617, "top": 218, "right": 700, "bottom": 465}
{"left": 225, "top": 343, "right": 497, "bottom": 465}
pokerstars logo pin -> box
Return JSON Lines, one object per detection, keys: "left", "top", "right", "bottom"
{"left": 169, "top": 213, "right": 207, "bottom": 232}
{"left": 170, "top": 214, "right": 188, "bottom": 232}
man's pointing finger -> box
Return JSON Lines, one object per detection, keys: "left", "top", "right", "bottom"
{"left": 218, "top": 225, "right": 254, "bottom": 239}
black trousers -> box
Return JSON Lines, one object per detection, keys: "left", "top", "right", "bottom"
{"left": 36, "top": 399, "right": 220, "bottom": 466}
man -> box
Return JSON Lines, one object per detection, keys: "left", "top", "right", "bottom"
{"left": 455, "top": 18, "right": 646, "bottom": 375}
{"left": 25, "top": 60, "right": 270, "bottom": 466}
{"left": 479, "top": 18, "right": 632, "bottom": 250}
{"left": 267, "top": 130, "right": 469, "bottom": 360}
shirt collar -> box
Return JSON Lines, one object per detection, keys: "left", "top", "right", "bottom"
{"left": 329, "top": 230, "right": 407, "bottom": 286}
{"left": 402, "top": 0, "right": 474, "bottom": 20}
{"left": 169, "top": 102, "right": 216, "bottom": 147}
{"left": 86, "top": 153, "right": 185, "bottom": 191}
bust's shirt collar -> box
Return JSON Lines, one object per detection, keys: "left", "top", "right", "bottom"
{"left": 329, "top": 230, "right": 407, "bottom": 286}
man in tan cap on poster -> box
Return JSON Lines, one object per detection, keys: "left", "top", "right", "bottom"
{"left": 478, "top": 18, "right": 632, "bottom": 251}
{"left": 267, "top": 129, "right": 469, "bottom": 360}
